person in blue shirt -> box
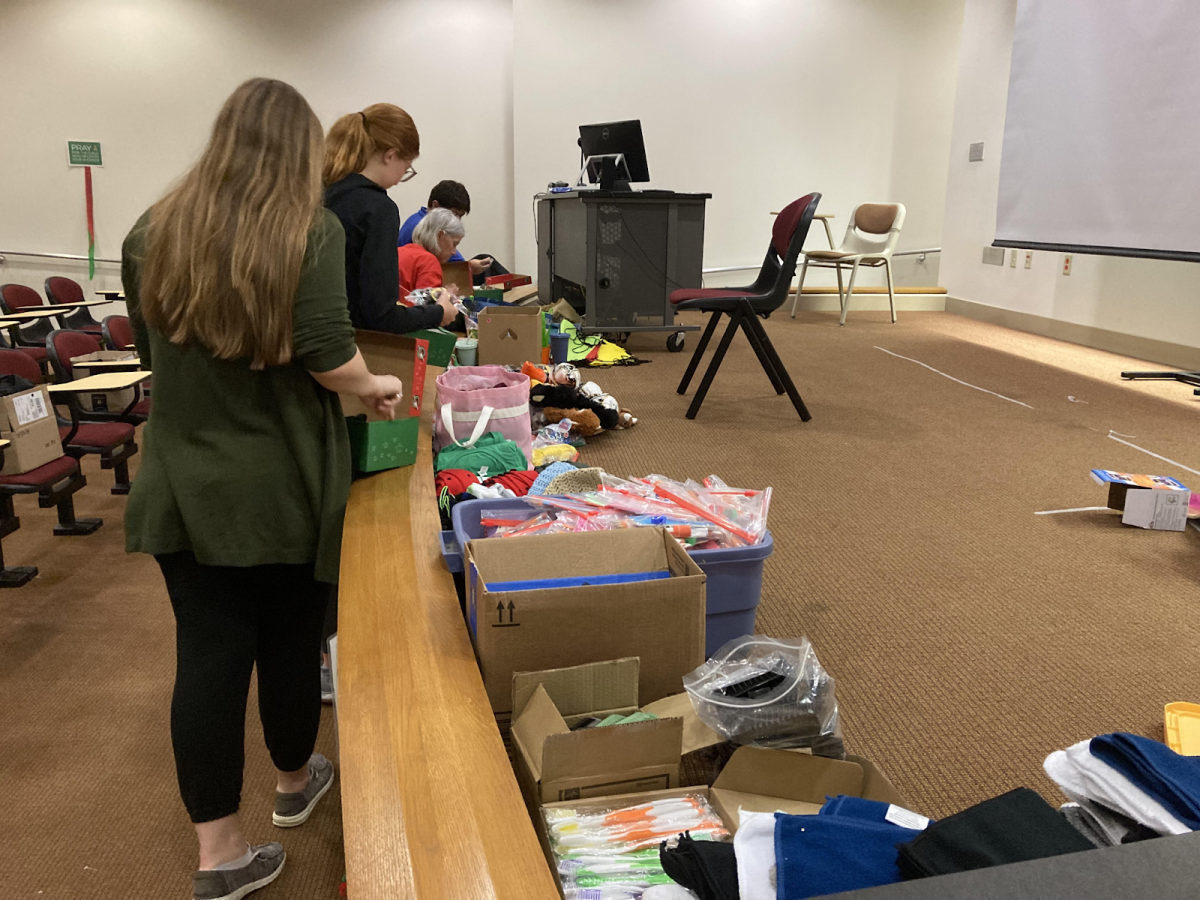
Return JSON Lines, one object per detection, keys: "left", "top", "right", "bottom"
{"left": 398, "top": 180, "right": 509, "bottom": 285}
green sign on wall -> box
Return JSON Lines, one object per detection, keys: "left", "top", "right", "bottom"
{"left": 67, "top": 140, "right": 103, "bottom": 167}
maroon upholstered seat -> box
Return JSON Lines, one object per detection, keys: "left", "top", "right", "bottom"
{"left": 44, "top": 277, "right": 103, "bottom": 335}
{"left": 672, "top": 193, "right": 821, "bottom": 422}
{"left": 0, "top": 454, "right": 79, "bottom": 488}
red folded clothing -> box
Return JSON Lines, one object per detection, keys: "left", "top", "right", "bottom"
{"left": 435, "top": 468, "right": 479, "bottom": 497}
{"left": 485, "top": 470, "right": 538, "bottom": 497}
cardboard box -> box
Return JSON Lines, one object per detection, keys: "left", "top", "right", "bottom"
{"left": 69, "top": 350, "right": 141, "bottom": 413}
{"left": 404, "top": 328, "right": 457, "bottom": 368}
{"left": 441, "top": 260, "right": 474, "bottom": 297}
{"left": 477, "top": 305, "right": 544, "bottom": 367}
{"left": 0, "top": 386, "right": 63, "bottom": 475}
{"left": 536, "top": 746, "right": 914, "bottom": 878}
{"left": 1123, "top": 488, "right": 1189, "bottom": 531}
{"left": 512, "top": 658, "right": 683, "bottom": 806}
{"left": 340, "top": 330, "right": 427, "bottom": 473}
{"left": 465, "top": 528, "right": 707, "bottom": 713}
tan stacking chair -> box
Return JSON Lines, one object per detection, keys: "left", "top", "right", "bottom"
{"left": 791, "top": 203, "right": 906, "bottom": 326}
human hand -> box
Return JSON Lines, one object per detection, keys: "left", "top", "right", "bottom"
{"left": 468, "top": 257, "right": 493, "bottom": 276}
{"left": 436, "top": 294, "right": 459, "bottom": 326}
{"left": 361, "top": 374, "right": 404, "bottom": 420}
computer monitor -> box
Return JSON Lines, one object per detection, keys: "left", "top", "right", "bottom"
{"left": 578, "top": 120, "right": 650, "bottom": 190}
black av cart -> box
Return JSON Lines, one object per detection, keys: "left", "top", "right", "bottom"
{"left": 536, "top": 190, "right": 709, "bottom": 352}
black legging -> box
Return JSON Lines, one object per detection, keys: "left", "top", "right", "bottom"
{"left": 157, "top": 551, "right": 328, "bottom": 824}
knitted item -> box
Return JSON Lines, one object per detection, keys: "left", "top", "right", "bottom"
{"left": 545, "top": 466, "right": 604, "bottom": 496}
{"left": 435, "top": 469, "right": 479, "bottom": 497}
{"left": 485, "top": 470, "right": 538, "bottom": 497}
{"left": 529, "top": 461, "right": 578, "bottom": 496}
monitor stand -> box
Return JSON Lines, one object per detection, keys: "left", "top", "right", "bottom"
{"left": 578, "top": 154, "right": 633, "bottom": 192}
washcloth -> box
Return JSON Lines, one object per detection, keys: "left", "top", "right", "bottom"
{"left": 775, "top": 813, "right": 919, "bottom": 898}
{"left": 1091, "top": 732, "right": 1200, "bottom": 830}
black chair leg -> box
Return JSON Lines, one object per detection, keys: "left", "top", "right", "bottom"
{"left": 111, "top": 459, "right": 132, "bottom": 495}
{"left": 0, "top": 496, "right": 36, "bottom": 587}
{"left": 739, "top": 308, "right": 785, "bottom": 395}
{"left": 677, "top": 311, "right": 723, "bottom": 395}
{"left": 745, "top": 312, "right": 812, "bottom": 422}
{"left": 686, "top": 307, "right": 743, "bottom": 420}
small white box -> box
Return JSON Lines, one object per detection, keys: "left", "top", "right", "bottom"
{"left": 1122, "top": 489, "right": 1190, "bottom": 532}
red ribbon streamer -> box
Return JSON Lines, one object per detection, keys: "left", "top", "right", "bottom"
{"left": 85, "top": 165, "right": 95, "bottom": 279}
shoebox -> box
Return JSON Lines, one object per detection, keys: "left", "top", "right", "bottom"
{"left": 68, "top": 350, "right": 141, "bottom": 413}
{"left": 0, "top": 385, "right": 64, "bottom": 475}
{"left": 464, "top": 528, "right": 707, "bottom": 713}
{"left": 477, "top": 305, "right": 545, "bottom": 367}
{"left": 340, "top": 330, "right": 428, "bottom": 473}
{"left": 403, "top": 328, "right": 457, "bottom": 368}
{"left": 511, "top": 658, "right": 684, "bottom": 808}
{"left": 1091, "top": 469, "right": 1191, "bottom": 531}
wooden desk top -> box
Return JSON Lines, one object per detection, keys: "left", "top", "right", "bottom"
{"left": 48, "top": 370, "right": 151, "bottom": 393}
{"left": 71, "top": 358, "right": 144, "bottom": 371}
{"left": 338, "top": 365, "right": 559, "bottom": 900}
{"left": 5, "top": 308, "right": 69, "bottom": 320}
{"left": 49, "top": 299, "right": 109, "bottom": 309}
{"left": 0, "top": 439, "right": 9, "bottom": 450}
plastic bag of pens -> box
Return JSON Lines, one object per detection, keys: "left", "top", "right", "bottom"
{"left": 545, "top": 794, "right": 729, "bottom": 899}
{"left": 683, "top": 636, "right": 844, "bottom": 758}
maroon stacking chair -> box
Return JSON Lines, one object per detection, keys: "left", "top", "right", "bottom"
{"left": 102, "top": 315, "right": 136, "bottom": 351}
{"left": 0, "top": 349, "right": 138, "bottom": 495}
{"left": 669, "top": 193, "right": 821, "bottom": 421}
{"left": 0, "top": 283, "right": 56, "bottom": 376}
{"left": 44, "top": 276, "right": 104, "bottom": 337}
{"left": 45, "top": 330, "right": 151, "bottom": 424}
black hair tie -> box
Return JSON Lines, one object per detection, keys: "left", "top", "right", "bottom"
{"left": 359, "top": 111, "right": 368, "bottom": 127}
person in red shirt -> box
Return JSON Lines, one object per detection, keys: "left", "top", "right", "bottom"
{"left": 397, "top": 206, "right": 465, "bottom": 296}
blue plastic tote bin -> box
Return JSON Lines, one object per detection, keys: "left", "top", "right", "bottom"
{"left": 445, "top": 497, "right": 773, "bottom": 655}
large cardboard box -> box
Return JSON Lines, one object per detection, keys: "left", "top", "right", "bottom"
{"left": 0, "top": 386, "right": 63, "bottom": 475}
{"left": 465, "top": 529, "right": 707, "bottom": 713}
{"left": 69, "top": 350, "right": 141, "bottom": 413}
{"left": 477, "top": 305, "right": 544, "bottom": 367}
{"left": 512, "top": 658, "right": 683, "bottom": 806}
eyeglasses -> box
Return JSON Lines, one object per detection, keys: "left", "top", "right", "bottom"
{"left": 398, "top": 164, "right": 417, "bottom": 183}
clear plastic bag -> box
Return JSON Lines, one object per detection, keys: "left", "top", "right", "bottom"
{"left": 683, "top": 636, "right": 843, "bottom": 757}
{"left": 546, "top": 794, "right": 729, "bottom": 855}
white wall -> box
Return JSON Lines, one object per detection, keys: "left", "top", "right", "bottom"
{"left": 940, "top": 0, "right": 1200, "bottom": 350}
{"left": 511, "top": 0, "right": 965, "bottom": 286}
{"left": 0, "top": 0, "right": 514, "bottom": 304}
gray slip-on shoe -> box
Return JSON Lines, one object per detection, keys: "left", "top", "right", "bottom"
{"left": 273, "top": 753, "right": 335, "bottom": 828}
{"left": 193, "top": 843, "right": 285, "bottom": 900}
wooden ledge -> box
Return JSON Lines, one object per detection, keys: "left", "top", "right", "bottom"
{"left": 337, "top": 364, "right": 558, "bottom": 900}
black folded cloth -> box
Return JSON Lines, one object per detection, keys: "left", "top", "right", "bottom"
{"left": 660, "top": 833, "right": 740, "bottom": 900}
{"left": 897, "top": 787, "right": 1095, "bottom": 879}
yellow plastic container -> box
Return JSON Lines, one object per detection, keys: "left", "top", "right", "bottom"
{"left": 1164, "top": 702, "right": 1200, "bottom": 755}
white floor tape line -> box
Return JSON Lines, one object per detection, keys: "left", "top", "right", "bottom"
{"left": 874, "top": 347, "right": 1035, "bottom": 409}
{"left": 1106, "top": 432, "right": 1200, "bottom": 479}
{"left": 1034, "top": 507, "right": 1110, "bottom": 515}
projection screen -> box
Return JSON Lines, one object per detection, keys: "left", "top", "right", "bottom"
{"left": 994, "top": 0, "right": 1200, "bottom": 261}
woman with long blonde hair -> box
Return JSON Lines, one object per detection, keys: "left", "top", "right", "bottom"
{"left": 324, "top": 103, "right": 457, "bottom": 332}
{"left": 122, "top": 78, "right": 402, "bottom": 900}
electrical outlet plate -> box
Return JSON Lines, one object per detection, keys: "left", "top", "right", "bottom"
{"left": 1010, "top": 249, "right": 1017, "bottom": 267}
{"left": 1025, "top": 251, "right": 1033, "bottom": 269}
{"left": 1062, "top": 254, "right": 1073, "bottom": 275}
{"left": 982, "top": 246, "right": 1004, "bottom": 266}
{"left": 969, "top": 142, "right": 985, "bottom": 162}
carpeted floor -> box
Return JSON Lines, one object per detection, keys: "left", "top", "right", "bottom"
{"left": 0, "top": 453, "right": 344, "bottom": 899}
{"left": 4, "top": 309, "right": 1200, "bottom": 898}
{"left": 578, "top": 310, "right": 1200, "bottom": 818}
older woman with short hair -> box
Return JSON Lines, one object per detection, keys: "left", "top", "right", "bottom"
{"left": 396, "top": 206, "right": 465, "bottom": 296}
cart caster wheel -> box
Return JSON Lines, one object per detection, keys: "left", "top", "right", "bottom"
{"left": 667, "top": 332, "right": 685, "bottom": 353}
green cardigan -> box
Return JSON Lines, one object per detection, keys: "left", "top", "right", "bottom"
{"left": 121, "top": 208, "right": 358, "bottom": 583}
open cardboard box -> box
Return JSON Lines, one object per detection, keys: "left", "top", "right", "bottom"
{"left": 541, "top": 745, "right": 912, "bottom": 836}
{"left": 536, "top": 746, "right": 913, "bottom": 889}
{"left": 465, "top": 528, "right": 707, "bottom": 713}
{"left": 511, "top": 658, "right": 684, "bottom": 806}
{"left": 340, "top": 330, "right": 428, "bottom": 472}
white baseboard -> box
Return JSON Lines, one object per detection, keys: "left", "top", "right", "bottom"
{"left": 789, "top": 292, "right": 947, "bottom": 313}
{"left": 946, "top": 296, "right": 1200, "bottom": 370}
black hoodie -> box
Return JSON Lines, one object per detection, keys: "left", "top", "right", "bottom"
{"left": 324, "top": 173, "right": 443, "bottom": 334}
